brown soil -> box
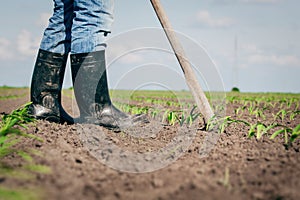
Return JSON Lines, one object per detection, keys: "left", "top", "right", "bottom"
{"left": 0, "top": 89, "right": 300, "bottom": 200}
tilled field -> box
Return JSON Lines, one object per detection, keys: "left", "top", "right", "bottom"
{"left": 0, "top": 88, "right": 299, "bottom": 200}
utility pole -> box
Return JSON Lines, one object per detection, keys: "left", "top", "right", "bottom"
{"left": 233, "top": 35, "right": 239, "bottom": 89}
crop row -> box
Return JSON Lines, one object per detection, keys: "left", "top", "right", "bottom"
{"left": 110, "top": 90, "right": 300, "bottom": 145}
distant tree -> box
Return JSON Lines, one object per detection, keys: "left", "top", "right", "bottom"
{"left": 231, "top": 87, "right": 240, "bottom": 92}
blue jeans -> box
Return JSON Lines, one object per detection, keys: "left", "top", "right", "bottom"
{"left": 40, "top": 0, "right": 114, "bottom": 54}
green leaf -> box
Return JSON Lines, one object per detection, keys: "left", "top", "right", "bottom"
{"left": 17, "top": 151, "right": 33, "bottom": 162}
{"left": 0, "top": 187, "right": 42, "bottom": 200}
{"left": 293, "top": 124, "right": 300, "bottom": 133}
{"left": 270, "top": 129, "right": 285, "bottom": 140}
{"left": 233, "top": 119, "right": 251, "bottom": 126}
{"left": 24, "top": 164, "right": 51, "bottom": 174}
{"left": 290, "top": 124, "right": 300, "bottom": 143}
{"left": 248, "top": 124, "right": 257, "bottom": 138}
{"left": 256, "top": 124, "right": 266, "bottom": 139}
{"left": 290, "top": 132, "right": 300, "bottom": 142}
{"left": 20, "top": 133, "right": 43, "bottom": 142}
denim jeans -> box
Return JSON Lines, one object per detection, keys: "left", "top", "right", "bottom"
{"left": 40, "top": 0, "right": 114, "bottom": 54}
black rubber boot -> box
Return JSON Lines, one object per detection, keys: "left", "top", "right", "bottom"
{"left": 29, "top": 49, "right": 74, "bottom": 124}
{"left": 71, "top": 50, "right": 147, "bottom": 130}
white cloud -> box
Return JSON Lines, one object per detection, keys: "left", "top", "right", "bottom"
{"left": 196, "top": 10, "right": 235, "bottom": 28}
{"left": 247, "top": 54, "right": 300, "bottom": 66}
{"left": 0, "top": 37, "right": 14, "bottom": 60}
{"left": 239, "top": 43, "right": 300, "bottom": 67}
{"left": 17, "top": 30, "right": 40, "bottom": 57}
{"left": 241, "top": 43, "right": 264, "bottom": 54}
{"left": 36, "top": 12, "right": 51, "bottom": 27}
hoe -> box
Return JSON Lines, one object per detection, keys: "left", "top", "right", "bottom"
{"left": 150, "top": 0, "right": 214, "bottom": 124}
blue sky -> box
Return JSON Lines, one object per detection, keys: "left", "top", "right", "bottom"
{"left": 0, "top": 0, "right": 299, "bottom": 93}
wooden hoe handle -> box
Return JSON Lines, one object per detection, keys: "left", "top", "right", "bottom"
{"left": 150, "top": 0, "right": 214, "bottom": 123}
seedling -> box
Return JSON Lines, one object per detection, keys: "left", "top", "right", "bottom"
{"left": 0, "top": 102, "right": 49, "bottom": 175}
{"left": 206, "top": 116, "right": 250, "bottom": 133}
{"left": 186, "top": 106, "right": 201, "bottom": 126}
{"left": 175, "top": 112, "right": 186, "bottom": 127}
{"left": 270, "top": 123, "right": 300, "bottom": 145}
{"left": 290, "top": 110, "right": 300, "bottom": 121}
{"left": 274, "top": 109, "right": 288, "bottom": 123}
{"left": 167, "top": 111, "right": 176, "bottom": 126}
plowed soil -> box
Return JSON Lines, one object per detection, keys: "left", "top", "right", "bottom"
{"left": 0, "top": 88, "right": 299, "bottom": 200}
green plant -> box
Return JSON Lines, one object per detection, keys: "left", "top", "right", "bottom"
{"left": 290, "top": 124, "right": 300, "bottom": 143}
{"left": 270, "top": 123, "right": 300, "bottom": 145}
{"left": 234, "top": 106, "right": 245, "bottom": 117}
{"left": 167, "top": 111, "right": 177, "bottom": 126}
{"left": 248, "top": 122, "right": 279, "bottom": 140}
{"left": 0, "top": 187, "right": 42, "bottom": 200}
{"left": 206, "top": 116, "right": 250, "bottom": 133}
{"left": 175, "top": 112, "right": 186, "bottom": 126}
{"left": 290, "top": 110, "right": 300, "bottom": 121}
{"left": 0, "top": 103, "right": 50, "bottom": 200}
{"left": 0, "top": 102, "right": 36, "bottom": 137}
{"left": 186, "top": 106, "right": 201, "bottom": 126}
{"left": 0, "top": 103, "right": 40, "bottom": 160}
{"left": 221, "top": 167, "right": 231, "bottom": 190}
{"left": 274, "top": 109, "right": 288, "bottom": 123}
{"left": 0, "top": 102, "right": 50, "bottom": 173}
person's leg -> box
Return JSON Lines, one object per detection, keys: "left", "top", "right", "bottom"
{"left": 40, "top": 0, "right": 74, "bottom": 54}
{"left": 70, "top": 0, "right": 147, "bottom": 130}
{"left": 29, "top": 0, "right": 74, "bottom": 124}
{"left": 71, "top": 0, "right": 114, "bottom": 54}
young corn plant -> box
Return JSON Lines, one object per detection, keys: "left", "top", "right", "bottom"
{"left": 289, "top": 110, "right": 300, "bottom": 121}
{"left": 150, "top": 108, "right": 160, "bottom": 119}
{"left": 220, "top": 117, "right": 250, "bottom": 134}
{"left": 270, "top": 123, "right": 300, "bottom": 146}
{"left": 290, "top": 124, "right": 300, "bottom": 143}
{"left": 206, "top": 116, "right": 250, "bottom": 134}
{"left": 247, "top": 105, "right": 256, "bottom": 116}
{"left": 175, "top": 112, "right": 186, "bottom": 127}
{"left": 167, "top": 111, "right": 177, "bottom": 126}
{"left": 1, "top": 102, "right": 33, "bottom": 159}
{"left": 173, "top": 106, "right": 201, "bottom": 127}
{"left": 0, "top": 102, "right": 36, "bottom": 137}
{"left": 274, "top": 109, "right": 288, "bottom": 123}
{"left": 186, "top": 106, "right": 201, "bottom": 126}
{"left": 0, "top": 187, "right": 43, "bottom": 200}
{"left": 248, "top": 122, "right": 280, "bottom": 140}
{"left": 253, "top": 107, "right": 267, "bottom": 120}
{"left": 0, "top": 102, "right": 49, "bottom": 174}
{"left": 234, "top": 106, "right": 245, "bottom": 117}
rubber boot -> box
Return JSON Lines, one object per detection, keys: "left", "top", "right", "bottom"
{"left": 71, "top": 50, "right": 147, "bottom": 130}
{"left": 29, "top": 49, "right": 74, "bottom": 124}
